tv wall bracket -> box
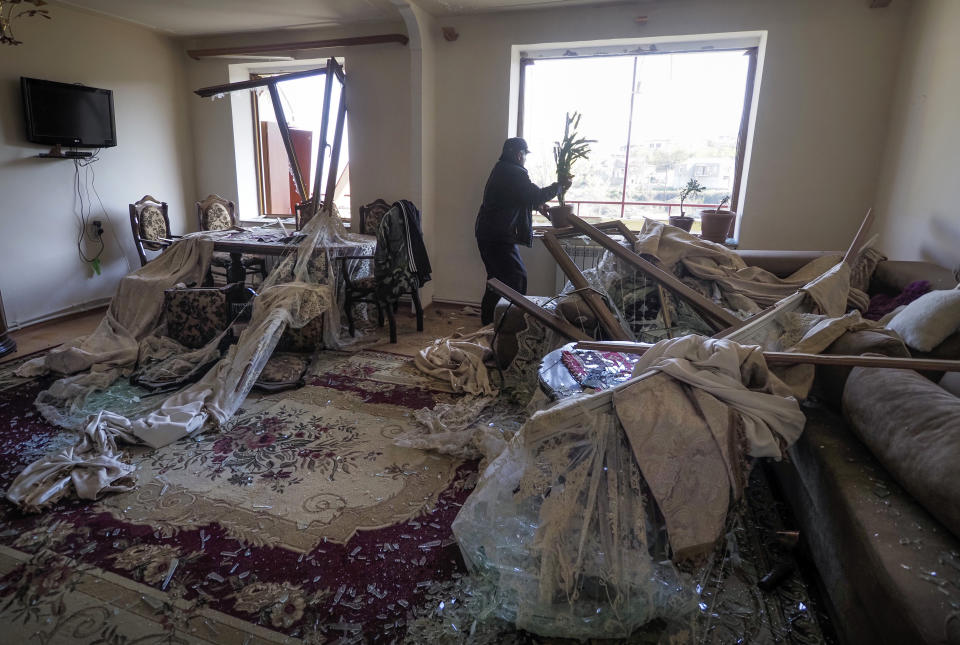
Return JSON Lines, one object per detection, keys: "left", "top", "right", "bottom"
{"left": 37, "top": 144, "right": 92, "bottom": 159}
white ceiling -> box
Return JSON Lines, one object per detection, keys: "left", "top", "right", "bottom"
{"left": 59, "top": 0, "right": 629, "bottom": 37}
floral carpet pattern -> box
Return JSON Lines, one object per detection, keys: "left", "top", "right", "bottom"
{"left": 0, "top": 349, "right": 480, "bottom": 644}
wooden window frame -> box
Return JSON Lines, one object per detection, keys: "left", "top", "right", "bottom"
{"left": 517, "top": 47, "right": 759, "bottom": 229}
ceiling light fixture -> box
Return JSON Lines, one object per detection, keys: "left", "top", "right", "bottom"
{"left": 0, "top": 0, "right": 51, "bottom": 46}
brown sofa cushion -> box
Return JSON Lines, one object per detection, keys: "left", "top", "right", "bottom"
{"left": 816, "top": 329, "right": 910, "bottom": 409}
{"left": 773, "top": 404, "right": 960, "bottom": 645}
{"left": 843, "top": 367, "right": 960, "bottom": 539}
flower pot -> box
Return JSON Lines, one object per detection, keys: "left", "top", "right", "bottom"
{"left": 699, "top": 209, "right": 736, "bottom": 243}
{"left": 549, "top": 205, "right": 575, "bottom": 228}
{"left": 668, "top": 215, "right": 694, "bottom": 232}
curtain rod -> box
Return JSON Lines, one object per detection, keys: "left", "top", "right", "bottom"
{"left": 187, "top": 33, "right": 408, "bottom": 60}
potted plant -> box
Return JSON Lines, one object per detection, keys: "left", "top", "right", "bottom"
{"left": 670, "top": 178, "right": 704, "bottom": 232}
{"left": 699, "top": 194, "right": 736, "bottom": 243}
{"left": 549, "top": 111, "right": 594, "bottom": 228}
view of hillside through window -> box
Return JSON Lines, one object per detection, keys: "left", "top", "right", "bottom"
{"left": 521, "top": 50, "right": 752, "bottom": 230}
{"left": 253, "top": 72, "right": 350, "bottom": 219}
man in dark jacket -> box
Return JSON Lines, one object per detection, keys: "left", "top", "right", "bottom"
{"left": 475, "top": 137, "right": 570, "bottom": 325}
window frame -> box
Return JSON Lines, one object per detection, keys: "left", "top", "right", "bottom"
{"left": 517, "top": 45, "right": 759, "bottom": 229}
{"left": 248, "top": 67, "right": 350, "bottom": 222}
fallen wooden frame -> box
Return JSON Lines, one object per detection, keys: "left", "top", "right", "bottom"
{"left": 719, "top": 207, "right": 875, "bottom": 338}
{"left": 193, "top": 58, "right": 347, "bottom": 228}
{"left": 487, "top": 278, "right": 591, "bottom": 341}
{"left": 574, "top": 340, "right": 960, "bottom": 372}
{"left": 564, "top": 214, "right": 740, "bottom": 332}
{"left": 543, "top": 220, "right": 700, "bottom": 342}
{"left": 547, "top": 219, "right": 637, "bottom": 244}
{"left": 540, "top": 230, "right": 631, "bottom": 341}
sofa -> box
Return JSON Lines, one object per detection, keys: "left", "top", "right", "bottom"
{"left": 752, "top": 254, "right": 960, "bottom": 645}
{"left": 493, "top": 247, "right": 960, "bottom": 643}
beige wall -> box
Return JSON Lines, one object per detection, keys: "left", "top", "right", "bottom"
{"left": 0, "top": 4, "right": 196, "bottom": 327}
{"left": 427, "top": 0, "right": 908, "bottom": 301}
{"left": 182, "top": 22, "right": 412, "bottom": 229}
{"left": 873, "top": 0, "right": 960, "bottom": 274}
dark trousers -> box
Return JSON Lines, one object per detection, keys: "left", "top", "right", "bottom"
{"left": 478, "top": 239, "right": 527, "bottom": 325}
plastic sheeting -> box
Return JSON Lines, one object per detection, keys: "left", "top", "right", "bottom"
{"left": 453, "top": 334, "right": 806, "bottom": 639}
{"left": 453, "top": 395, "right": 697, "bottom": 639}
{"left": 7, "top": 212, "right": 375, "bottom": 510}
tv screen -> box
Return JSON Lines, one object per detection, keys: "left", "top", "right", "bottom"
{"left": 21, "top": 77, "right": 117, "bottom": 148}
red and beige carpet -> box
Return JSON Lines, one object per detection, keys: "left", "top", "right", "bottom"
{"left": 0, "top": 348, "right": 480, "bottom": 644}
{"left": 0, "top": 343, "right": 835, "bottom": 644}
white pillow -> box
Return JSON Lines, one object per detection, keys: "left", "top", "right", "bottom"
{"left": 886, "top": 289, "right": 960, "bottom": 352}
{"left": 941, "top": 372, "right": 960, "bottom": 398}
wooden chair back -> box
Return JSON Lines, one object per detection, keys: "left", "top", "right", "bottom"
{"left": 196, "top": 194, "right": 237, "bottom": 231}
{"left": 359, "top": 198, "right": 392, "bottom": 236}
{"left": 129, "top": 195, "right": 171, "bottom": 266}
{"left": 295, "top": 199, "right": 316, "bottom": 231}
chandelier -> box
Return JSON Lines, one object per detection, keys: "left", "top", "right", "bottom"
{"left": 1, "top": 0, "right": 51, "bottom": 46}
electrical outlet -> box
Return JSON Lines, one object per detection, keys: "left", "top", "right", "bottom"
{"left": 89, "top": 220, "right": 104, "bottom": 238}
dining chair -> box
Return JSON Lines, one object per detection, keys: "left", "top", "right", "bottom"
{"left": 358, "top": 198, "right": 392, "bottom": 237}
{"left": 129, "top": 195, "right": 176, "bottom": 267}
{"left": 196, "top": 194, "right": 267, "bottom": 284}
{"left": 340, "top": 200, "right": 425, "bottom": 343}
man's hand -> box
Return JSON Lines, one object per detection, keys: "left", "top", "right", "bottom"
{"left": 538, "top": 203, "right": 551, "bottom": 219}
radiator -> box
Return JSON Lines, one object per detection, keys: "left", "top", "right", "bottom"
{"left": 554, "top": 241, "right": 607, "bottom": 293}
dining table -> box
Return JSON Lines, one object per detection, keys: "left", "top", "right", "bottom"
{"left": 206, "top": 226, "right": 375, "bottom": 286}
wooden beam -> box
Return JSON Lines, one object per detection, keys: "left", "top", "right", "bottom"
{"left": 268, "top": 83, "right": 307, "bottom": 203}
{"left": 310, "top": 59, "right": 336, "bottom": 210}
{"left": 487, "top": 279, "right": 591, "bottom": 342}
{"left": 541, "top": 231, "right": 631, "bottom": 340}
{"left": 323, "top": 78, "right": 348, "bottom": 216}
{"left": 731, "top": 48, "right": 758, "bottom": 214}
{"left": 611, "top": 219, "right": 638, "bottom": 244}
{"left": 194, "top": 67, "right": 326, "bottom": 97}
{"left": 187, "top": 34, "right": 409, "bottom": 60}
{"left": 546, "top": 220, "right": 629, "bottom": 240}
{"left": 564, "top": 214, "right": 740, "bottom": 330}
{"left": 574, "top": 341, "right": 960, "bottom": 372}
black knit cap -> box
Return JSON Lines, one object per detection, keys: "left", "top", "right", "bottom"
{"left": 501, "top": 137, "right": 530, "bottom": 156}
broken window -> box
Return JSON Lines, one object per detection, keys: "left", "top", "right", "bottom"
{"left": 519, "top": 48, "right": 758, "bottom": 232}
{"left": 251, "top": 69, "right": 350, "bottom": 221}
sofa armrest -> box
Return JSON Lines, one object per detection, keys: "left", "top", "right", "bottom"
{"left": 871, "top": 260, "right": 958, "bottom": 294}
{"left": 735, "top": 250, "right": 839, "bottom": 277}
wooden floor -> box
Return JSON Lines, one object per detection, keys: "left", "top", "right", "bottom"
{"left": 0, "top": 302, "right": 480, "bottom": 364}
{"left": 1, "top": 307, "right": 106, "bottom": 364}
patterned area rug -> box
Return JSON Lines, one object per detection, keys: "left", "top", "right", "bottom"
{"left": 0, "top": 346, "right": 834, "bottom": 644}
{"left": 0, "top": 349, "right": 479, "bottom": 644}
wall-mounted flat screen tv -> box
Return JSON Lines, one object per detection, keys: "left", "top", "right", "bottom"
{"left": 21, "top": 77, "right": 117, "bottom": 148}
